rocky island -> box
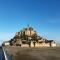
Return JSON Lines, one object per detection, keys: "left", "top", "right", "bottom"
{"left": 3, "top": 26, "right": 57, "bottom": 47}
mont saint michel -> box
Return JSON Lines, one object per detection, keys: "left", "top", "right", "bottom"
{"left": 3, "top": 26, "right": 57, "bottom": 47}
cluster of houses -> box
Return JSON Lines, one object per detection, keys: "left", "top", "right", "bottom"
{"left": 2, "top": 26, "right": 57, "bottom": 47}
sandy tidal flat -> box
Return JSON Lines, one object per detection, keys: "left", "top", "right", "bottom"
{"left": 4, "top": 46, "right": 60, "bottom": 60}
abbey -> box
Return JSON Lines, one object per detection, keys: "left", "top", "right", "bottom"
{"left": 3, "top": 26, "right": 57, "bottom": 47}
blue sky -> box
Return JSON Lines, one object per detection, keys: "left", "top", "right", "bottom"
{"left": 0, "top": 0, "right": 60, "bottom": 45}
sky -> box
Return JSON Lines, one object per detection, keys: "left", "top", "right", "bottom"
{"left": 0, "top": 0, "right": 60, "bottom": 45}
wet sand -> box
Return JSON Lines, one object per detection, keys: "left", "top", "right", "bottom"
{"left": 5, "top": 46, "right": 60, "bottom": 60}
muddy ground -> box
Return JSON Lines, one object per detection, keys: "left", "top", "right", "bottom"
{"left": 5, "top": 46, "right": 60, "bottom": 60}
